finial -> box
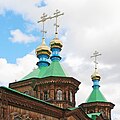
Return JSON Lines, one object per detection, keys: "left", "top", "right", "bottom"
{"left": 51, "top": 9, "right": 64, "bottom": 38}
{"left": 91, "top": 51, "right": 101, "bottom": 71}
{"left": 38, "top": 13, "right": 51, "bottom": 39}
{"left": 41, "top": 37, "right": 46, "bottom": 45}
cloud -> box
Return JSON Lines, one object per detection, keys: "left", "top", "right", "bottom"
{"left": 0, "top": 52, "right": 38, "bottom": 86}
{"left": 9, "top": 29, "right": 38, "bottom": 43}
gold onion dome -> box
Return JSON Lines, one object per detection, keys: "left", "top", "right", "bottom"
{"left": 50, "top": 37, "right": 63, "bottom": 49}
{"left": 91, "top": 70, "right": 101, "bottom": 80}
{"left": 36, "top": 38, "right": 51, "bottom": 56}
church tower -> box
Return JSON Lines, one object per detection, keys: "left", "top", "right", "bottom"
{"left": 80, "top": 51, "right": 114, "bottom": 120}
{"left": 33, "top": 10, "right": 80, "bottom": 108}
{"left": 9, "top": 10, "right": 80, "bottom": 109}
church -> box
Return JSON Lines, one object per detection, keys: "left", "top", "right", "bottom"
{"left": 0, "top": 10, "right": 114, "bottom": 120}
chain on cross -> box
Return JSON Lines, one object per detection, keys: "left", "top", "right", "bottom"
{"left": 38, "top": 13, "right": 51, "bottom": 39}
{"left": 51, "top": 9, "right": 64, "bottom": 38}
{"left": 91, "top": 51, "right": 102, "bottom": 71}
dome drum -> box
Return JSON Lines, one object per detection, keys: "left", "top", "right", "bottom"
{"left": 50, "top": 55, "right": 61, "bottom": 62}
{"left": 37, "top": 60, "right": 50, "bottom": 67}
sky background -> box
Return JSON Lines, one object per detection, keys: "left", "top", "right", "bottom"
{"left": 0, "top": 0, "right": 120, "bottom": 119}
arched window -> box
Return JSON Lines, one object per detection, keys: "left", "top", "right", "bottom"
{"left": 70, "top": 91, "right": 73, "bottom": 102}
{"left": 44, "top": 91, "right": 49, "bottom": 100}
{"left": 57, "top": 90, "right": 62, "bottom": 100}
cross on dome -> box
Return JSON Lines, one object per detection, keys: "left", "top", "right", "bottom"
{"left": 38, "top": 13, "right": 51, "bottom": 39}
{"left": 51, "top": 9, "right": 64, "bottom": 38}
{"left": 91, "top": 51, "right": 101, "bottom": 71}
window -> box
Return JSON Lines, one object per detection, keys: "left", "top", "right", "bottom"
{"left": 70, "top": 91, "right": 73, "bottom": 102}
{"left": 44, "top": 91, "right": 49, "bottom": 100}
{"left": 64, "top": 92, "right": 66, "bottom": 100}
{"left": 57, "top": 90, "right": 62, "bottom": 100}
{"left": 99, "top": 109, "right": 105, "bottom": 117}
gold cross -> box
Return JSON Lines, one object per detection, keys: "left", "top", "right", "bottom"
{"left": 51, "top": 9, "right": 64, "bottom": 38}
{"left": 38, "top": 13, "right": 51, "bottom": 39}
{"left": 91, "top": 51, "right": 101, "bottom": 71}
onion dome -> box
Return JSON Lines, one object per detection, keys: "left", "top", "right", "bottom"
{"left": 50, "top": 37, "right": 63, "bottom": 50}
{"left": 91, "top": 70, "right": 101, "bottom": 80}
{"left": 36, "top": 38, "right": 51, "bottom": 67}
{"left": 36, "top": 38, "right": 51, "bottom": 57}
{"left": 91, "top": 70, "right": 101, "bottom": 89}
{"left": 86, "top": 70, "right": 107, "bottom": 103}
{"left": 50, "top": 37, "right": 63, "bottom": 62}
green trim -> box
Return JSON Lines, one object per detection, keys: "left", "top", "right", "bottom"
{"left": 0, "top": 86, "right": 62, "bottom": 109}
{"left": 86, "top": 88, "right": 107, "bottom": 103}
{"left": 67, "top": 107, "right": 79, "bottom": 111}
{"left": 87, "top": 113, "right": 101, "bottom": 120}
{"left": 43, "top": 61, "right": 66, "bottom": 77}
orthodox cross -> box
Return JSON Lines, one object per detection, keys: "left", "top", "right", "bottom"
{"left": 50, "top": 9, "right": 64, "bottom": 38}
{"left": 91, "top": 51, "right": 101, "bottom": 71}
{"left": 38, "top": 13, "right": 51, "bottom": 39}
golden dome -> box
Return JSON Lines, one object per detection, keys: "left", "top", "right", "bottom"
{"left": 91, "top": 70, "right": 101, "bottom": 80}
{"left": 36, "top": 38, "right": 51, "bottom": 56}
{"left": 50, "top": 38, "right": 63, "bottom": 49}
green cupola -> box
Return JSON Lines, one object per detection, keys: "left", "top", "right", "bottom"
{"left": 86, "top": 70, "right": 107, "bottom": 103}
{"left": 20, "top": 38, "right": 51, "bottom": 81}
{"left": 20, "top": 13, "right": 52, "bottom": 81}
{"left": 80, "top": 51, "right": 115, "bottom": 120}
{"left": 43, "top": 9, "right": 66, "bottom": 77}
{"left": 36, "top": 38, "right": 51, "bottom": 67}
{"left": 86, "top": 51, "right": 107, "bottom": 103}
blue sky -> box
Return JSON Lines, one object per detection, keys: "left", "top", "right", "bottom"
{"left": 0, "top": 11, "right": 41, "bottom": 63}
{"left": 0, "top": 0, "right": 120, "bottom": 118}
{"left": 0, "top": 8, "right": 62, "bottom": 63}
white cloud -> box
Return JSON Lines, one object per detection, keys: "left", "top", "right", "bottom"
{"left": 9, "top": 29, "right": 38, "bottom": 43}
{"left": 0, "top": 53, "right": 38, "bottom": 86}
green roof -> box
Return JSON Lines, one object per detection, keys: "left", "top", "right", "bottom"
{"left": 86, "top": 88, "right": 107, "bottom": 103}
{"left": 20, "top": 66, "right": 48, "bottom": 81}
{"left": 20, "top": 61, "right": 66, "bottom": 81}
{"left": 87, "top": 112, "right": 101, "bottom": 120}
{"left": 67, "top": 107, "right": 79, "bottom": 111}
{"left": 43, "top": 61, "right": 66, "bottom": 77}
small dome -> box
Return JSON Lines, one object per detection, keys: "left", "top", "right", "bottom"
{"left": 50, "top": 38, "right": 63, "bottom": 49}
{"left": 36, "top": 38, "right": 51, "bottom": 56}
{"left": 91, "top": 70, "right": 101, "bottom": 80}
